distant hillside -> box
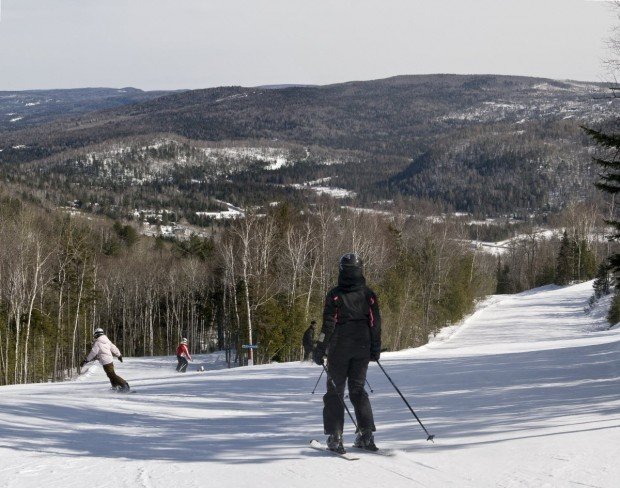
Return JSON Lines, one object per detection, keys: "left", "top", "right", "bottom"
{"left": 0, "top": 87, "right": 173, "bottom": 131}
{"left": 0, "top": 75, "right": 617, "bottom": 216}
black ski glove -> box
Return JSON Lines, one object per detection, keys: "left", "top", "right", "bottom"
{"left": 80, "top": 360, "right": 87, "bottom": 368}
{"left": 118, "top": 356, "right": 123, "bottom": 362}
{"left": 370, "top": 350, "right": 380, "bottom": 362}
{"left": 313, "top": 345, "right": 326, "bottom": 366}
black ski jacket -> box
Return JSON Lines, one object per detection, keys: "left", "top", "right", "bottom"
{"left": 303, "top": 326, "right": 315, "bottom": 351}
{"left": 318, "top": 267, "right": 381, "bottom": 356}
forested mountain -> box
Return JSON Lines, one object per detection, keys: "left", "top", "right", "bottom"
{"left": 0, "top": 87, "right": 172, "bottom": 131}
{"left": 0, "top": 75, "right": 617, "bottom": 217}
{"left": 391, "top": 120, "right": 596, "bottom": 213}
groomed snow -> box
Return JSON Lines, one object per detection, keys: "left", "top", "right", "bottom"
{"left": 469, "top": 229, "right": 560, "bottom": 256}
{"left": 202, "top": 146, "right": 290, "bottom": 171}
{"left": 291, "top": 182, "right": 356, "bottom": 199}
{"left": 196, "top": 200, "right": 245, "bottom": 220}
{"left": 1, "top": 281, "right": 619, "bottom": 487}
{"left": 195, "top": 208, "right": 244, "bottom": 220}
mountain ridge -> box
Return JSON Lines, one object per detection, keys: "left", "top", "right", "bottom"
{"left": 0, "top": 74, "right": 617, "bottom": 215}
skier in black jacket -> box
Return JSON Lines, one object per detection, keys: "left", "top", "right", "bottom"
{"left": 313, "top": 253, "right": 381, "bottom": 453}
{"left": 302, "top": 321, "right": 316, "bottom": 361}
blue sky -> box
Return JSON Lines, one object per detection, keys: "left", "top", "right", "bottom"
{"left": 0, "top": 0, "right": 616, "bottom": 90}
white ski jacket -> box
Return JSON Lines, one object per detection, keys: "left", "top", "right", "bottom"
{"left": 86, "top": 335, "right": 121, "bottom": 366}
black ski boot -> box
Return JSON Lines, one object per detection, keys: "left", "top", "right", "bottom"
{"left": 327, "top": 434, "right": 346, "bottom": 454}
{"left": 354, "top": 429, "right": 378, "bottom": 452}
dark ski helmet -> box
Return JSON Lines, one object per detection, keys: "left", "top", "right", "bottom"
{"left": 339, "top": 253, "right": 363, "bottom": 271}
{"left": 93, "top": 328, "right": 105, "bottom": 338}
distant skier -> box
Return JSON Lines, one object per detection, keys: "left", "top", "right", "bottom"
{"left": 80, "top": 328, "right": 130, "bottom": 392}
{"left": 302, "top": 321, "right": 317, "bottom": 361}
{"left": 313, "top": 253, "right": 381, "bottom": 453}
{"left": 176, "top": 338, "right": 192, "bottom": 373}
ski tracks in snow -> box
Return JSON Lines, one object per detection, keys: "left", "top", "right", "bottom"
{"left": 136, "top": 467, "right": 152, "bottom": 488}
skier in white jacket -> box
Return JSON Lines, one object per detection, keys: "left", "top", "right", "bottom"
{"left": 80, "top": 328, "right": 130, "bottom": 392}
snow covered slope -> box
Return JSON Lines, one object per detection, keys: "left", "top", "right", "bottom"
{"left": 1, "top": 282, "right": 619, "bottom": 487}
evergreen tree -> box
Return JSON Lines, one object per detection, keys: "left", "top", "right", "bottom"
{"left": 535, "top": 264, "right": 556, "bottom": 288}
{"left": 576, "top": 240, "right": 597, "bottom": 281}
{"left": 607, "top": 290, "right": 620, "bottom": 326}
{"left": 584, "top": 126, "right": 620, "bottom": 284}
{"left": 555, "top": 230, "right": 574, "bottom": 285}
{"left": 113, "top": 221, "right": 139, "bottom": 248}
{"left": 495, "top": 258, "right": 512, "bottom": 294}
{"left": 593, "top": 262, "right": 611, "bottom": 299}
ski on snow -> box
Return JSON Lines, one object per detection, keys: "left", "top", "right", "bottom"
{"left": 309, "top": 440, "right": 359, "bottom": 461}
{"left": 351, "top": 445, "right": 396, "bottom": 457}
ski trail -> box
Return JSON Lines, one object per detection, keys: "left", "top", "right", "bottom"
{"left": 1, "top": 282, "right": 619, "bottom": 487}
{"left": 409, "top": 293, "right": 509, "bottom": 353}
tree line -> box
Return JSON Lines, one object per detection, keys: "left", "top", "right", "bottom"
{"left": 0, "top": 190, "right": 503, "bottom": 386}
{"left": 494, "top": 203, "right": 612, "bottom": 294}
{"left": 2, "top": 187, "right": 615, "bottom": 386}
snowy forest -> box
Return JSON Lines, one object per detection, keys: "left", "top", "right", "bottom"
{"left": 0, "top": 186, "right": 613, "bottom": 386}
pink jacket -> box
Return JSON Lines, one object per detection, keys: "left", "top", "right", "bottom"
{"left": 86, "top": 335, "right": 121, "bottom": 366}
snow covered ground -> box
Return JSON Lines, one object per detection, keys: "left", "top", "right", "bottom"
{"left": 291, "top": 181, "right": 357, "bottom": 199}
{"left": 1, "top": 281, "right": 619, "bottom": 487}
{"left": 195, "top": 201, "right": 245, "bottom": 220}
{"left": 465, "top": 229, "right": 559, "bottom": 256}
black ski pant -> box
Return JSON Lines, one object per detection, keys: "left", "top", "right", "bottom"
{"left": 176, "top": 355, "right": 188, "bottom": 372}
{"left": 103, "top": 363, "right": 129, "bottom": 389}
{"left": 323, "top": 350, "right": 375, "bottom": 435}
{"left": 303, "top": 347, "right": 313, "bottom": 361}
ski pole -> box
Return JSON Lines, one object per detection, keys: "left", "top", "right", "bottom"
{"left": 376, "top": 360, "right": 435, "bottom": 442}
{"left": 365, "top": 377, "right": 374, "bottom": 393}
{"left": 311, "top": 368, "right": 324, "bottom": 394}
{"left": 323, "top": 363, "right": 358, "bottom": 432}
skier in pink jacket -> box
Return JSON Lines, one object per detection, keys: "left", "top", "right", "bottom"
{"left": 80, "top": 328, "right": 130, "bottom": 392}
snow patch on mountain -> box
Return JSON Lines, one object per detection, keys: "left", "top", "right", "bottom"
{"left": 469, "top": 228, "right": 559, "bottom": 256}
{"left": 291, "top": 179, "right": 356, "bottom": 199}
{"left": 438, "top": 81, "right": 617, "bottom": 124}
{"left": 202, "top": 146, "right": 292, "bottom": 171}
{"left": 311, "top": 186, "right": 356, "bottom": 198}
{"left": 215, "top": 92, "right": 251, "bottom": 103}
{"left": 196, "top": 201, "right": 245, "bottom": 220}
